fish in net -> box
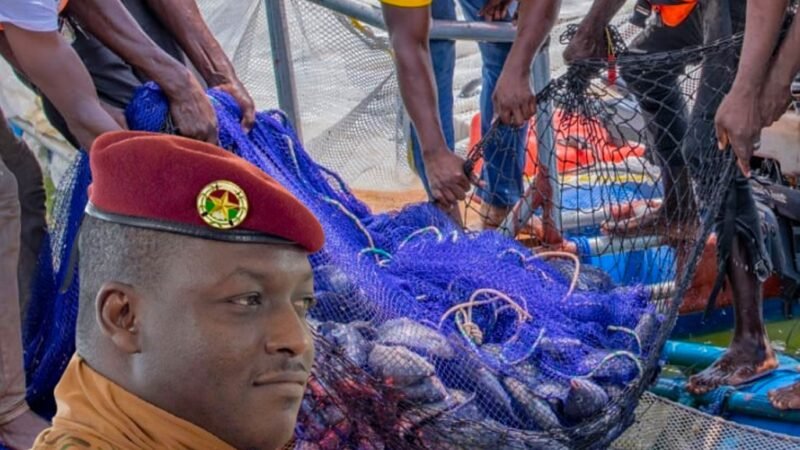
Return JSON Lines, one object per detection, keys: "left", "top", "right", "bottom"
{"left": 22, "top": 16, "right": 751, "bottom": 450}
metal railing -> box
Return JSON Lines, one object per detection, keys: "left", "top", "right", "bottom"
{"left": 263, "top": 0, "right": 559, "bottom": 235}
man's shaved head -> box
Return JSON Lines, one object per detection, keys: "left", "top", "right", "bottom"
{"left": 76, "top": 215, "right": 181, "bottom": 356}
{"left": 75, "top": 214, "right": 316, "bottom": 449}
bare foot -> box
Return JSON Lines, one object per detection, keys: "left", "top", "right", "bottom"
{"left": 769, "top": 381, "right": 800, "bottom": 410}
{"left": 686, "top": 337, "right": 778, "bottom": 395}
{"left": 479, "top": 203, "right": 511, "bottom": 230}
{"left": 0, "top": 409, "right": 49, "bottom": 449}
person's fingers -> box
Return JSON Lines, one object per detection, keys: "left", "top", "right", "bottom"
{"left": 456, "top": 173, "right": 471, "bottom": 192}
{"left": 716, "top": 124, "right": 729, "bottom": 150}
{"left": 241, "top": 102, "right": 256, "bottom": 131}
{"left": 512, "top": 106, "right": 526, "bottom": 127}
{"left": 442, "top": 187, "right": 458, "bottom": 206}
{"left": 737, "top": 158, "right": 750, "bottom": 177}
{"left": 493, "top": 7, "right": 504, "bottom": 21}
{"left": 524, "top": 98, "right": 537, "bottom": 122}
{"left": 500, "top": 107, "right": 513, "bottom": 126}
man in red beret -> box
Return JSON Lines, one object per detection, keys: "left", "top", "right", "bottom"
{"left": 33, "top": 131, "right": 324, "bottom": 450}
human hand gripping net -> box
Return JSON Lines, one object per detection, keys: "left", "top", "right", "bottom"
{"left": 22, "top": 30, "right": 742, "bottom": 450}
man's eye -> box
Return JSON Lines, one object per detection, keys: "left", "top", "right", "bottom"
{"left": 230, "top": 294, "right": 261, "bottom": 307}
{"left": 298, "top": 296, "right": 317, "bottom": 311}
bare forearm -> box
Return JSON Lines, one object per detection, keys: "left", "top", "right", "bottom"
{"left": 394, "top": 41, "right": 448, "bottom": 153}
{"left": 503, "top": 0, "right": 562, "bottom": 77}
{"left": 383, "top": 6, "right": 447, "bottom": 154}
{"left": 143, "top": 0, "right": 237, "bottom": 86}
{"left": 577, "top": 0, "right": 626, "bottom": 33}
{"left": 66, "top": 0, "right": 192, "bottom": 93}
{"left": 767, "top": 13, "right": 800, "bottom": 89}
{"left": 3, "top": 26, "right": 120, "bottom": 149}
{"left": 732, "top": 0, "right": 788, "bottom": 93}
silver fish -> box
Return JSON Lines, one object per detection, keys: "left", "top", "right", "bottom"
{"left": 367, "top": 344, "right": 435, "bottom": 386}
{"left": 512, "top": 362, "right": 539, "bottom": 381}
{"left": 377, "top": 318, "right": 454, "bottom": 359}
{"left": 537, "top": 336, "right": 583, "bottom": 360}
{"left": 563, "top": 378, "right": 609, "bottom": 422}
{"left": 402, "top": 376, "right": 448, "bottom": 404}
{"left": 473, "top": 367, "right": 520, "bottom": 426}
{"left": 635, "top": 312, "right": 659, "bottom": 352}
{"left": 503, "top": 377, "right": 563, "bottom": 431}
{"left": 319, "top": 321, "right": 372, "bottom": 367}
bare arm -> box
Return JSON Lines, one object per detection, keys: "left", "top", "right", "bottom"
{"left": 715, "top": 0, "right": 788, "bottom": 168}
{"left": 563, "top": 0, "right": 625, "bottom": 63}
{"left": 760, "top": 12, "right": 800, "bottom": 125}
{"left": 729, "top": 0, "right": 787, "bottom": 95}
{"left": 382, "top": 4, "right": 469, "bottom": 209}
{"left": 2, "top": 25, "right": 120, "bottom": 149}
{"left": 143, "top": 0, "right": 255, "bottom": 129}
{"left": 65, "top": 0, "right": 219, "bottom": 142}
{"left": 493, "top": 0, "right": 561, "bottom": 125}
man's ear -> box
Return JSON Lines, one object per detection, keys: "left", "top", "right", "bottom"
{"left": 96, "top": 282, "right": 142, "bottom": 354}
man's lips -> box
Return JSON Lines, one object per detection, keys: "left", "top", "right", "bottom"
{"left": 253, "top": 371, "right": 310, "bottom": 387}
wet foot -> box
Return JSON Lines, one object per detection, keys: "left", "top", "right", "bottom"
{"left": 0, "top": 409, "right": 49, "bottom": 449}
{"left": 686, "top": 338, "right": 778, "bottom": 395}
{"left": 769, "top": 381, "right": 800, "bottom": 410}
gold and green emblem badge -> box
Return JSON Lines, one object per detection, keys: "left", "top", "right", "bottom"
{"left": 197, "top": 180, "right": 249, "bottom": 229}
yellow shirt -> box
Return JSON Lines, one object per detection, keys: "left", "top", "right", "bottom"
{"left": 32, "top": 356, "right": 235, "bottom": 450}
{"left": 380, "top": 0, "right": 432, "bottom": 7}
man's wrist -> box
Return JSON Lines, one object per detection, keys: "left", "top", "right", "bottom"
{"left": 730, "top": 77, "right": 763, "bottom": 98}
{"left": 420, "top": 140, "right": 450, "bottom": 158}
{"left": 153, "top": 61, "right": 195, "bottom": 95}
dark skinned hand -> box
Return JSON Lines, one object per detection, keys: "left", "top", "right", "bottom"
{"left": 563, "top": 25, "right": 607, "bottom": 63}
{"left": 424, "top": 149, "right": 471, "bottom": 210}
{"left": 493, "top": 69, "right": 537, "bottom": 127}
{"left": 479, "top": 0, "right": 513, "bottom": 21}
{"left": 167, "top": 74, "right": 218, "bottom": 144}
{"left": 716, "top": 88, "right": 762, "bottom": 176}
{"left": 213, "top": 76, "right": 257, "bottom": 131}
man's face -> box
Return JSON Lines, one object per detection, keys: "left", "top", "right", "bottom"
{"left": 133, "top": 239, "right": 315, "bottom": 450}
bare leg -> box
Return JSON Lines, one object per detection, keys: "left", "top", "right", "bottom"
{"left": 686, "top": 237, "right": 778, "bottom": 394}
{"left": 769, "top": 382, "right": 800, "bottom": 410}
{"left": 603, "top": 166, "right": 697, "bottom": 242}
{"left": 479, "top": 202, "right": 511, "bottom": 230}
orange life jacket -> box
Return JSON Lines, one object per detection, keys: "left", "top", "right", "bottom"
{"left": 651, "top": 0, "right": 698, "bottom": 27}
{"left": 0, "top": 0, "right": 70, "bottom": 31}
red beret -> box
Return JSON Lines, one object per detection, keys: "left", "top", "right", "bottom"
{"left": 86, "top": 131, "right": 324, "bottom": 253}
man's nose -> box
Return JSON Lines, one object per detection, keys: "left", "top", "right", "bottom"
{"left": 263, "top": 303, "right": 312, "bottom": 357}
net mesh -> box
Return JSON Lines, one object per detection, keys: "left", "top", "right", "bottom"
{"left": 613, "top": 393, "right": 800, "bottom": 450}
{"left": 15, "top": 1, "right": 800, "bottom": 450}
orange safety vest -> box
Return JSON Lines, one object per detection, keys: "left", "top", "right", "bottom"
{"left": 0, "top": 0, "right": 70, "bottom": 31}
{"left": 652, "top": 0, "right": 698, "bottom": 27}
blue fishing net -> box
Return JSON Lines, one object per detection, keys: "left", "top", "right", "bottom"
{"left": 129, "top": 83, "right": 660, "bottom": 449}
{"left": 23, "top": 152, "right": 90, "bottom": 417}
{"left": 21, "top": 27, "right": 744, "bottom": 450}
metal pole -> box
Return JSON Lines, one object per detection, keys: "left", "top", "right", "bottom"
{"left": 531, "top": 41, "right": 561, "bottom": 234}
{"left": 306, "top": 0, "right": 516, "bottom": 42}
{"left": 497, "top": 42, "right": 559, "bottom": 237}
{"left": 265, "top": 0, "right": 303, "bottom": 139}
